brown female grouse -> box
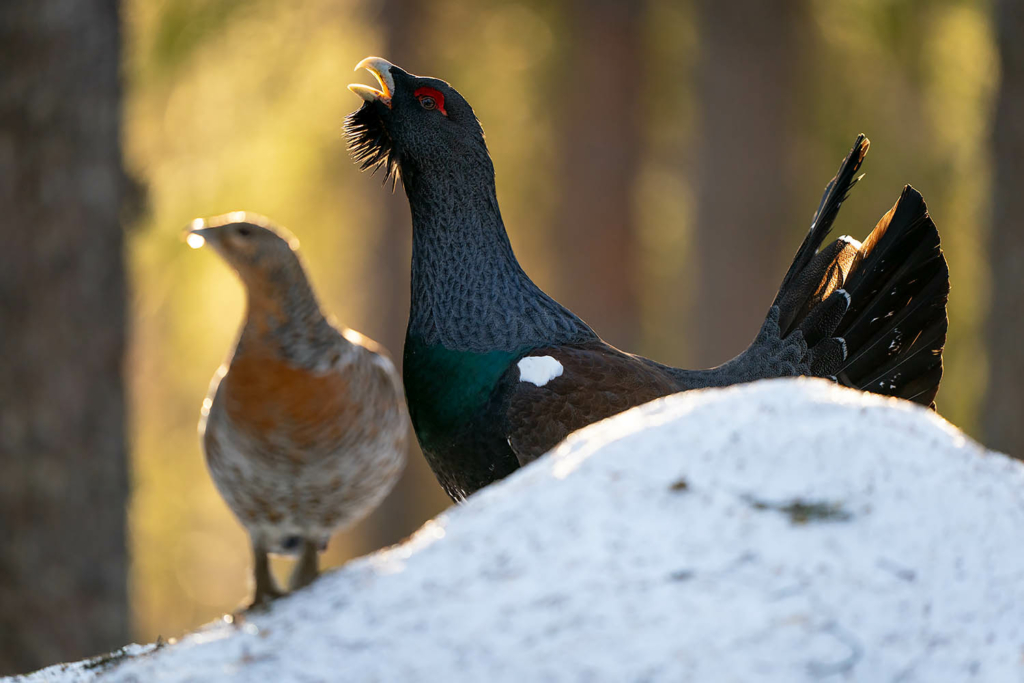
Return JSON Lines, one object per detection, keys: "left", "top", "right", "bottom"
{"left": 189, "top": 213, "right": 408, "bottom": 608}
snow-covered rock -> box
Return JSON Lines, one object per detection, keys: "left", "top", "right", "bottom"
{"left": 10, "top": 379, "right": 1024, "bottom": 682}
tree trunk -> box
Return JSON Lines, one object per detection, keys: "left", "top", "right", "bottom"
{"left": 550, "top": 0, "right": 645, "bottom": 351}
{"left": 691, "top": 0, "right": 810, "bottom": 367}
{"left": 0, "top": 0, "right": 129, "bottom": 674}
{"left": 352, "top": 0, "right": 452, "bottom": 545}
{"left": 984, "top": 0, "right": 1024, "bottom": 458}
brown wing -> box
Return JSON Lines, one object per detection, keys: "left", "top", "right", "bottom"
{"left": 504, "top": 343, "right": 682, "bottom": 466}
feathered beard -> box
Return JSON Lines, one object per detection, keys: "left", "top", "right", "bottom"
{"left": 344, "top": 102, "right": 400, "bottom": 188}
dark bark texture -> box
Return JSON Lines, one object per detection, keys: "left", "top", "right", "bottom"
{"left": 984, "top": 0, "right": 1024, "bottom": 458}
{"left": 691, "top": 0, "right": 810, "bottom": 367}
{"left": 551, "top": 0, "right": 645, "bottom": 351}
{"left": 0, "top": 0, "right": 129, "bottom": 673}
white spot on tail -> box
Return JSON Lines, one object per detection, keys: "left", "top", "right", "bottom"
{"left": 839, "top": 235, "right": 863, "bottom": 249}
{"left": 518, "top": 356, "right": 564, "bottom": 387}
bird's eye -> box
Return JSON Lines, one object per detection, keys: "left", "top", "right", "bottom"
{"left": 236, "top": 226, "right": 251, "bottom": 237}
{"left": 413, "top": 87, "right": 447, "bottom": 116}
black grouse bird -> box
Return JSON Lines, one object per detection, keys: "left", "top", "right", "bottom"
{"left": 346, "top": 57, "right": 949, "bottom": 502}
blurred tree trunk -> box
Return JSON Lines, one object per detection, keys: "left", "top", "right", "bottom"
{"left": 984, "top": 0, "right": 1024, "bottom": 458}
{"left": 354, "top": 0, "right": 451, "bottom": 546}
{"left": 0, "top": 0, "right": 129, "bottom": 674}
{"left": 550, "top": 0, "right": 645, "bottom": 351}
{"left": 691, "top": 0, "right": 810, "bottom": 366}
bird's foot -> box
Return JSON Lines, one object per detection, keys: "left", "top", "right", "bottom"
{"left": 288, "top": 539, "right": 320, "bottom": 592}
{"left": 242, "top": 585, "right": 285, "bottom": 614}
{"left": 246, "top": 542, "right": 284, "bottom": 612}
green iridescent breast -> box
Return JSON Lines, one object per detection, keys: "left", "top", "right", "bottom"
{"left": 402, "top": 335, "right": 527, "bottom": 450}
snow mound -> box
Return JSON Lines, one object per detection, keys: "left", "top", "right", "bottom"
{"left": 12, "top": 379, "right": 1024, "bottom": 682}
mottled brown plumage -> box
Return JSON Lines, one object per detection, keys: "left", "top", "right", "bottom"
{"left": 190, "top": 212, "right": 407, "bottom": 609}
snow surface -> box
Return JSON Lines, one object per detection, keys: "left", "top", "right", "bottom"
{"left": 9, "top": 378, "right": 1024, "bottom": 682}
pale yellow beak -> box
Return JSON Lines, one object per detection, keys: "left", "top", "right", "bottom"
{"left": 186, "top": 218, "right": 210, "bottom": 249}
{"left": 348, "top": 56, "right": 395, "bottom": 108}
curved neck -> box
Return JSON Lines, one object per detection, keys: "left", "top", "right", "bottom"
{"left": 237, "top": 262, "right": 339, "bottom": 366}
{"left": 403, "top": 157, "right": 595, "bottom": 353}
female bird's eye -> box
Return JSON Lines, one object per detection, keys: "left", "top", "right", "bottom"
{"left": 236, "top": 226, "right": 251, "bottom": 237}
{"left": 413, "top": 87, "right": 447, "bottom": 116}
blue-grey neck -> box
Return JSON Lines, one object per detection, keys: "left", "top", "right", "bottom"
{"left": 403, "top": 155, "right": 596, "bottom": 353}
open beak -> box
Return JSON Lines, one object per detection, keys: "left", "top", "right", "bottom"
{"left": 186, "top": 219, "right": 214, "bottom": 249}
{"left": 348, "top": 56, "right": 395, "bottom": 108}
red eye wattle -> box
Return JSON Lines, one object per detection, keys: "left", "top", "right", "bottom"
{"left": 414, "top": 87, "right": 447, "bottom": 116}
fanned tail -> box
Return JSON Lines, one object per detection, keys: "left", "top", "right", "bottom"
{"left": 771, "top": 136, "right": 949, "bottom": 408}
{"left": 832, "top": 186, "right": 949, "bottom": 407}
{"left": 774, "top": 134, "right": 868, "bottom": 333}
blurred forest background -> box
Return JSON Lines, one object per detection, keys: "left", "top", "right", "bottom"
{"left": 2, "top": 0, "right": 1021, "bottom": 675}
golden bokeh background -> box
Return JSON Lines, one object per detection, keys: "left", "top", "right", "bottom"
{"left": 121, "top": 0, "right": 996, "bottom": 641}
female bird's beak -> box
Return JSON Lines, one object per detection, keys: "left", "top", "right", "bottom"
{"left": 348, "top": 56, "right": 395, "bottom": 108}
{"left": 186, "top": 219, "right": 215, "bottom": 249}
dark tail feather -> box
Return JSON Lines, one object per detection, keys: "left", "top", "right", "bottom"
{"left": 833, "top": 186, "right": 949, "bottom": 407}
{"left": 752, "top": 135, "right": 947, "bottom": 407}
{"left": 770, "top": 136, "right": 949, "bottom": 408}
{"left": 775, "top": 135, "right": 869, "bottom": 333}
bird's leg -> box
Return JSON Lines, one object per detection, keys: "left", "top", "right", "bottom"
{"left": 288, "top": 538, "right": 319, "bottom": 592}
{"left": 246, "top": 540, "right": 283, "bottom": 611}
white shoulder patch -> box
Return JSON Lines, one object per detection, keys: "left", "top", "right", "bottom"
{"left": 518, "top": 356, "right": 564, "bottom": 387}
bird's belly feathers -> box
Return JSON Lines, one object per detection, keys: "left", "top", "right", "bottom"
{"left": 204, "top": 416, "right": 403, "bottom": 538}
{"left": 201, "top": 355, "right": 407, "bottom": 541}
